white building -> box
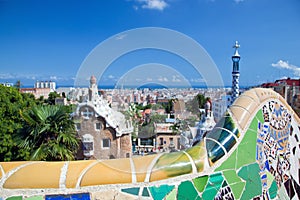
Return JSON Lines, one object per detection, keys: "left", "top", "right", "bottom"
{"left": 35, "top": 80, "right": 56, "bottom": 92}
{"left": 212, "top": 95, "right": 232, "bottom": 122}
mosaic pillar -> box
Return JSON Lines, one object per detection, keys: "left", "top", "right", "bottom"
{"left": 231, "top": 41, "right": 241, "bottom": 104}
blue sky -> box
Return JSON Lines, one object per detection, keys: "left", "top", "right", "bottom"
{"left": 0, "top": 0, "right": 299, "bottom": 87}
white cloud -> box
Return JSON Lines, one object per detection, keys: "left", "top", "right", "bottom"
{"left": 190, "top": 78, "right": 206, "bottom": 83}
{"left": 271, "top": 60, "right": 300, "bottom": 76}
{"left": 115, "top": 34, "right": 127, "bottom": 40}
{"left": 158, "top": 76, "right": 168, "bottom": 82}
{"left": 135, "top": 0, "right": 168, "bottom": 11}
{"left": 172, "top": 75, "right": 181, "bottom": 82}
{"left": 50, "top": 76, "right": 57, "bottom": 80}
{"left": 108, "top": 75, "right": 115, "bottom": 79}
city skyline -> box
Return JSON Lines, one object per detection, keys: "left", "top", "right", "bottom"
{"left": 0, "top": 0, "right": 299, "bottom": 87}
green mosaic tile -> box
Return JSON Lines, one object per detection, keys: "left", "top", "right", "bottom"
{"left": 165, "top": 189, "right": 176, "bottom": 200}
{"left": 236, "top": 129, "right": 257, "bottom": 169}
{"left": 202, "top": 173, "right": 224, "bottom": 199}
{"left": 121, "top": 187, "right": 140, "bottom": 196}
{"left": 229, "top": 181, "right": 246, "bottom": 199}
{"left": 142, "top": 187, "right": 150, "bottom": 197}
{"left": 7, "top": 197, "right": 22, "bottom": 200}
{"left": 193, "top": 175, "right": 209, "bottom": 193}
{"left": 215, "top": 149, "right": 237, "bottom": 171}
{"left": 266, "top": 170, "right": 275, "bottom": 186}
{"left": 25, "top": 196, "right": 43, "bottom": 200}
{"left": 223, "top": 170, "right": 242, "bottom": 185}
{"left": 255, "top": 109, "right": 264, "bottom": 123}
{"left": 149, "top": 185, "right": 174, "bottom": 200}
{"left": 248, "top": 116, "right": 258, "bottom": 132}
{"left": 268, "top": 180, "right": 278, "bottom": 199}
{"left": 177, "top": 181, "right": 199, "bottom": 200}
{"left": 238, "top": 163, "right": 262, "bottom": 200}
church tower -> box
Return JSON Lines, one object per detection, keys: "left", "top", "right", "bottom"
{"left": 89, "top": 75, "right": 99, "bottom": 101}
{"left": 231, "top": 41, "right": 241, "bottom": 103}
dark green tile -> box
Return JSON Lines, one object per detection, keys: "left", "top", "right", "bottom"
{"left": 177, "top": 181, "right": 199, "bottom": 200}
{"left": 7, "top": 197, "right": 22, "bottom": 200}
{"left": 238, "top": 163, "right": 262, "bottom": 200}
{"left": 121, "top": 187, "right": 140, "bottom": 196}
{"left": 142, "top": 187, "right": 150, "bottom": 197}
{"left": 193, "top": 175, "right": 209, "bottom": 193}
{"left": 206, "top": 139, "right": 226, "bottom": 164}
{"left": 268, "top": 180, "right": 278, "bottom": 199}
{"left": 202, "top": 173, "right": 224, "bottom": 199}
{"left": 149, "top": 185, "right": 174, "bottom": 200}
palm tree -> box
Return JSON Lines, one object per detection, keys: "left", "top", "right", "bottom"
{"left": 17, "top": 105, "right": 79, "bottom": 161}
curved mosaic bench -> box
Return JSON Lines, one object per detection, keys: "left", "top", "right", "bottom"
{"left": 1, "top": 88, "right": 300, "bottom": 200}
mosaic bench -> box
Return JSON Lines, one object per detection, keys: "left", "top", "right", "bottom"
{"left": 1, "top": 88, "right": 299, "bottom": 199}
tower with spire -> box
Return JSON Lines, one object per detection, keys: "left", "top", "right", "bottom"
{"left": 231, "top": 41, "right": 241, "bottom": 103}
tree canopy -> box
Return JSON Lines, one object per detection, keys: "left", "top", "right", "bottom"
{"left": 0, "top": 85, "right": 79, "bottom": 161}
{"left": 0, "top": 85, "right": 36, "bottom": 161}
{"left": 17, "top": 105, "right": 79, "bottom": 161}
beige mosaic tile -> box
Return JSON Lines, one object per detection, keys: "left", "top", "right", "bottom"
{"left": 230, "top": 106, "right": 251, "bottom": 130}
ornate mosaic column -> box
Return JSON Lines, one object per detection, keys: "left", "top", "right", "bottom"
{"left": 231, "top": 41, "right": 241, "bottom": 104}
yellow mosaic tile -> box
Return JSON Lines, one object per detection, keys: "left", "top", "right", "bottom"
{"left": 0, "top": 161, "right": 30, "bottom": 175}
{"left": 0, "top": 165, "right": 2, "bottom": 179}
{"left": 3, "top": 162, "right": 63, "bottom": 189}
{"left": 185, "top": 142, "right": 206, "bottom": 172}
{"left": 66, "top": 160, "right": 97, "bottom": 188}
{"left": 80, "top": 158, "right": 132, "bottom": 186}
{"left": 150, "top": 152, "right": 192, "bottom": 182}
{"left": 132, "top": 154, "right": 158, "bottom": 182}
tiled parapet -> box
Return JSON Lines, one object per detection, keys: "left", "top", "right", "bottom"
{"left": 1, "top": 88, "right": 300, "bottom": 200}
{"left": 205, "top": 113, "right": 240, "bottom": 165}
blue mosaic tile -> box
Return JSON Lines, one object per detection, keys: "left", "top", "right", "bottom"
{"left": 45, "top": 193, "right": 90, "bottom": 200}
